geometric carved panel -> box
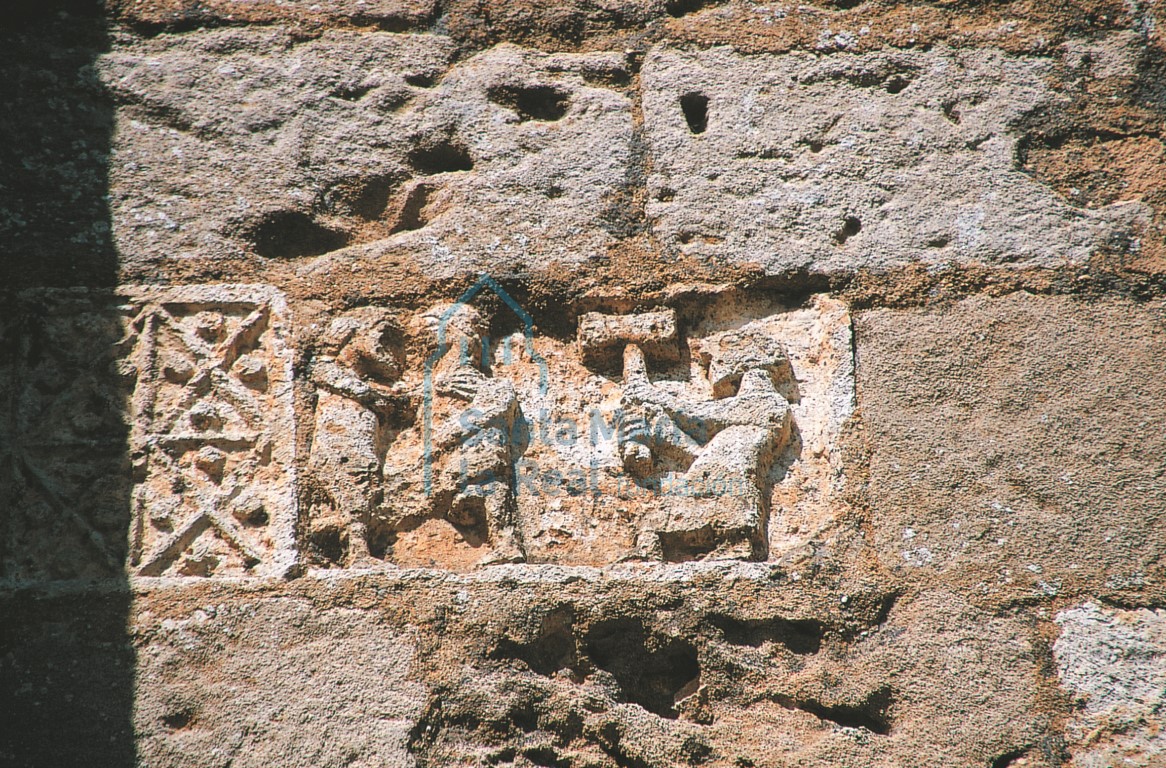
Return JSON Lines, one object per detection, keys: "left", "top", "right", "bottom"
{"left": 0, "top": 285, "right": 297, "bottom": 582}
{"left": 125, "top": 285, "right": 298, "bottom": 578}
{"left": 0, "top": 289, "right": 136, "bottom": 582}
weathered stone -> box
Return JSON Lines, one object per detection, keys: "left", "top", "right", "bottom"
{"left": 132, "top": 595, "right": 426, "bottom": 768}
{"left": 642, "top": 46, "right": 1149, "bottom": 274}
{"left": 6, "top": 1, "right": 1166, "bottom": 765}
{"left": 99, "top": 31, "right": 633, "bottom": 278}
{"left": 699, "top": 326, "right": 793, "bottom": 399}
{"left": 1054, "top": 602, "right": 1166, "bottom": 768}
{"left": 577, "top": 308, "right": 681, "bottom": 369}
{"left": 857, "top": 292, "right": 1166, "bottom": 603}
{"left": 109, "top": 572, "right": 1049, "bottom": 768}
{"left": 125, "top": 285, "right": 299, "bottom": 579}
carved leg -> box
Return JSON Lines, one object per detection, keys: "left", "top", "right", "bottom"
{"left": 478, "top": 482, "right": 525, "bottom": 566}
{"left": 666, "top": 425, "right": 776, "bottom": 560}
{"left": 311, "top": 394, "right": 383, "bottom": 566}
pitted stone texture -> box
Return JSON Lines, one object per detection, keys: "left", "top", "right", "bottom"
{"left": 856, "top": 292, "right": 1166, "bottom": 603}
{"left": 1055, "top": 602, "right": 1166, "bottom": 716}
{"left": 133, "top": 598, "right": 426, "bottom": 768}
{"left": 215, "top": 574, "right": 1039, "bottom": 768}
{"left": 1054, "top": 603, "right": 1166, "bottom": 768}
{"left": 641, "top": 45, "right": 1148, "bottom": 273}
{"left": 705, "top": 591, "right": 1049, "bottom": 768}
{"left": 109, "top": 0, "right": 437, "bottom": 30}
{"left": 99, "top": 31, "right": 633, "bottom": 276}
{"left": 5, "top": 564, "right": 1061, "bottom": 768}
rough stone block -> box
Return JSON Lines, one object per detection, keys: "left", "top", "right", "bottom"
{"left": 642, "top": 46, "right": 1148, "bottom": 274}
{"left": 856, "top": 292, "right": 1166, "bottom": 603}
{"left": 1054, "top": 602, "right": 1166, "bottom": 767}
{"left": 132, "top": 594, "right": 425, "bottom": 768}
{"left": 99, "top": 32, "right": 633, "bottom": 277}
{"left": 120, "top": 574, "right": 1051, "bottom": 768}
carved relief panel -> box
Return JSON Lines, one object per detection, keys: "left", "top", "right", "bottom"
{"left": 127, "top": 286, "right": 298, "bottom": 578}
{"left": 1, "top": 281, "right": 851, "bottom": 579}
{"left": 304, "top": 284, "right": 854, "bottom": 571}
{"left": 0, "top": 286, "right": 297, "bottom": 582}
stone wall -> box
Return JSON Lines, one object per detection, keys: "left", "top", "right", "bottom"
{"left": 2, "top": 0, "right": 1165, "bottom": 766}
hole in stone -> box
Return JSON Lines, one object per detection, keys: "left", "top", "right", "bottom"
{"left": 658, "top": 526, "right": 722, "bottom": 561}
{"left": 407, "top": 141, "right": 473, "bottom": 175}
{"left": 247, "top": 210, "right": 349, "bottom": 259}
{"left": 709, "top": 615, "right": 824, "bottom": 655}
{"left": 808, "top": 140, "right": 824, "bottom": 153}
{"left": 490, "top": 747, "right": 517, "bottom": 763}
{"left": 389, "top": 182, "right": 434, "bottom": 234}
{"left": 510, "top": 702, "right": 539, "bottom": 733}
{"left": 404, "top": 72, "right": 437, "bottom": 88}
{"left": 834, "top": 216, "right": 861, "bottom": 244}
{"left": 161, "top": 708, "right": 194, "bottom": 730}
{"left": 680, "top": 92, "right": 709, "bottom": 134}
{"left": 656, "top": 187, "right": 676, "bottom": 201}
{"left": 884, "top": 75, "right": 910, "bottom": 94}
{"left": 580, "top": 64, "right": 631, "bottom": 88}
{"left": 585, "top": 617, "right": 701, "bottom": 719}
{"left": 942, "top": 101, "right": 961, "bottom": 124}
{"left": 491, "top": 606, "right": 578, "bottom": 676}
{"left": 319, "top": 174, "right": 404, "bottom": 220}
{"left": 926, "top": 234, "right": 951, "bottom": 248}
{"left": 834, "top": 0, "right": 864, "bottom": 8}
{"left": 488, "top": 84, "right": 570, "bottom": 122}
{"left": 368, "top": 527, "right": 391, "bottom": 560}
{"left": 666, "top": 0, "right": 717, "bottom": 17}
{"left": 524, "top": 746, "right": 569, "bottom": 768}
{"left": 308, "top": 524, "right": 346, "bottom": 565}
{"left": 991, "top": 749, "right": 1029, "bottom": 768}
{"left": 444, "top": 495, "right": 490, "bottom": 548}
{"left": 235, "top": 505, "right": 268, "bottom": 528}
{"left": 778, "top": 686, "right": 893, "bottom": 735}
{"left": 351, "top": 175, "right": 401, "bottom": 219}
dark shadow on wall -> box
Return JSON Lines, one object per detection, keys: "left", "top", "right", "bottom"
{"left": 0, "top": 2, "right": 135, "bottom": 766}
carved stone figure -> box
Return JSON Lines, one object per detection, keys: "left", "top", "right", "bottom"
{"left": 307, "top": 310, "right": 407, "bottom": 565}
{"left": 377, "top": 303, "right": 526, "bottom": 565}
{"left": 614, "top": 325, "right": 792, "bottom": 560}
